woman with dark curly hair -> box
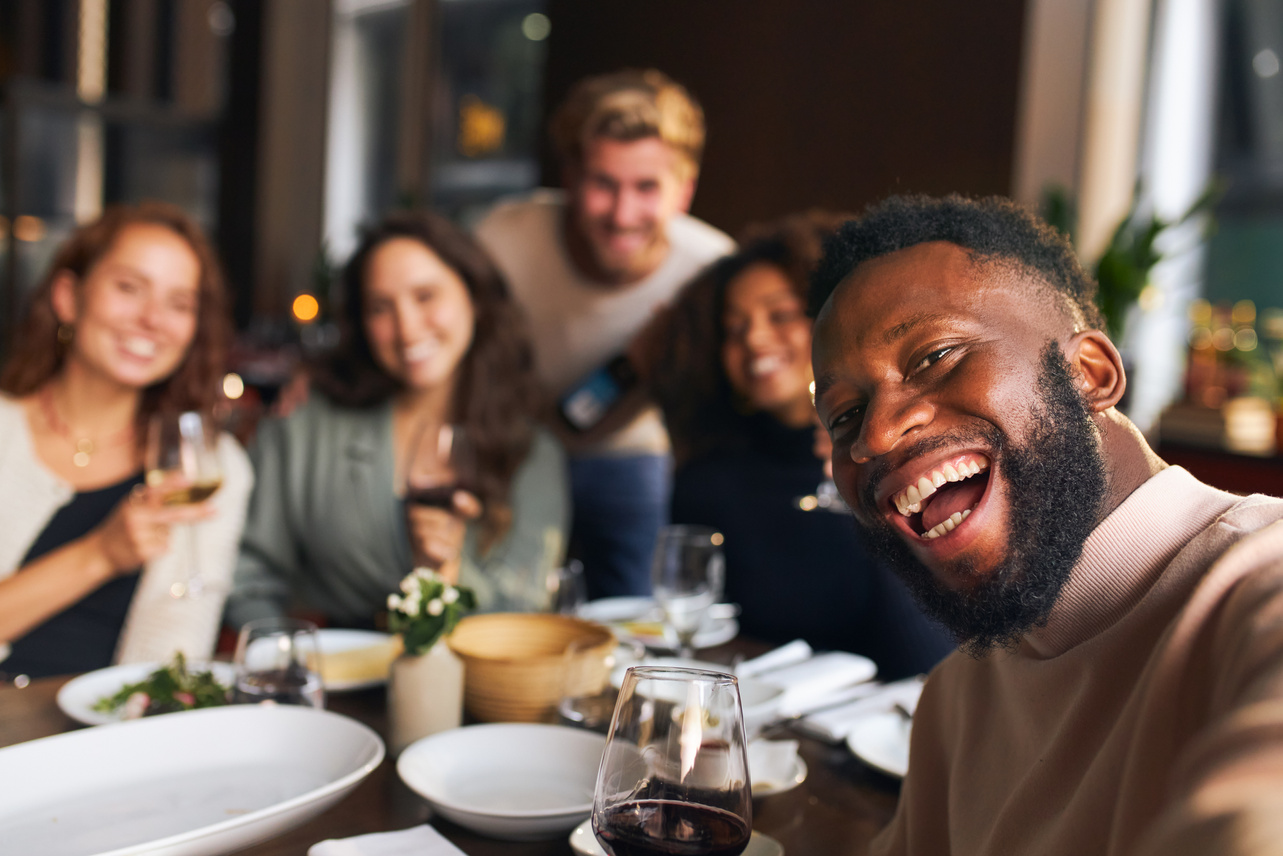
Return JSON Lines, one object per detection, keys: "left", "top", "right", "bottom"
{"left": 647, "top": 211, "right": 952, "bottom": 679}
{"left": 226, "top": 212, "right": 568, "bottom": 627}
{"left": 0, "top": 202, "right": 251, "bottom": 678}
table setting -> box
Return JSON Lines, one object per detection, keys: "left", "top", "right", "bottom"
{"left": 0, "top": 530, "right": 922, "bottom": 855}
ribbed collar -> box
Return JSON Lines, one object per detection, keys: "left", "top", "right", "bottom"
{"left": 1022, "top": 466, "right": 1239, "bottom": 658}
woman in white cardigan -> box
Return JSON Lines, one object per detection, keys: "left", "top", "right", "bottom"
{"left": 0, "top": 202, "right": 250, "bottom": 679}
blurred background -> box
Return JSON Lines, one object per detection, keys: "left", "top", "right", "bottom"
{"left": 0, "top": 0, "right": 1280, "bottom": 487}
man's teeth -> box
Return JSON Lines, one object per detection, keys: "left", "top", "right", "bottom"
{"left": 924, "top": 509, "right": 971, "bottom": 540}
{"left": 892, "top": 456, "right": 990, "bottom": 516}
{"left": 122, "top": 337, "right": 157, "bottom": 358}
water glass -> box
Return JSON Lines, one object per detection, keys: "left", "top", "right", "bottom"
{"left": 232, "top": 618, "right": 325, "bottom": 708}
{"left": 651, "top": 526, "right": 725, "bottom": 658}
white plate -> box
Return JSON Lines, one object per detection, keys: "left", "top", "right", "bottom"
{"left": 0, "top": 704, "right": 383, "bottom": 856}
{"left": 751, "top": 756, "right": 808, "bottom": 798}
{"left": 569, "top": 819, "right": 784, "bottom": 856}
{"left": 57, "top": 662, "right": 238, "bottom": 727}
{"left": 610, "top": 657, "right": 784, "bottom": 734}
{"left": 578, "top": 597, "right": 739, "bottom": 650}
{"left": 397, "top": 723, "right": 606, "bottom": 841}
{"left": 845, "top": 710, "right": 913, "bottom": 778}
{"left": 314, "top": 629, "right": 399, "bottom": 691}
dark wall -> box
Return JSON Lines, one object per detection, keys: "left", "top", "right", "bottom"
{"left": 543, "top": 0, "right": 1027, "bottom": 237}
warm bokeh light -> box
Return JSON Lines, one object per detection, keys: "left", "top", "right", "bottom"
{"left": 222, "top": 372, "right": 245, "bottom": 400}
{"left": 13, "top": 215, "right": 47, "bottom": 242}
{"left": 711, "top": 532, "right": 725, "bottom": 546}
{"left": 292, "top": 293, "right": 320, "bottom": 323}
{"left": 522, "top": 12, "right": 551, "bottom": 41}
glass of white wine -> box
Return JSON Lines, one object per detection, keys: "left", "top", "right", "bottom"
{"left": 145, "top": 411, "right": 223, "bottom": 598}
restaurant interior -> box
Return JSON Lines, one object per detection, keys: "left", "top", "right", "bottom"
{"left": 1, "top": 1, "right": 1283, "bottom": 855}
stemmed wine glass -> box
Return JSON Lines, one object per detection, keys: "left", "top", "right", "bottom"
{"left": 651, "top": 526, "right": 725, "bottom": 659}
{"left": 592, "top": 665, "right": 752, "bottom": 856}
{"left": 403, "top": 423, "right": 476, "bottom": 568}
{"left": 145, "top": 411, "right": 223, "bottom": 598}
{"left": 232, "top": 617, "right": 325, "bottom": 708}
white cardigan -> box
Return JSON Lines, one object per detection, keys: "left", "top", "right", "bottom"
{"left": 0, "top": 395, "right": 253, "bottom": 667}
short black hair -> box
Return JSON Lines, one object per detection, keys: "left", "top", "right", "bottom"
{"left": 808, "top": 194, "right": 1105, "bottom": 331}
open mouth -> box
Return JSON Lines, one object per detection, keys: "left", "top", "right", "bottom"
{"left": 891, "top": 455, "right": 991, "bottom": 540}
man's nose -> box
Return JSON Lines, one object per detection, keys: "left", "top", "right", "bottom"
{"left": 850, "top": 390, "right": 934, "bottom": 464}
{"left": 610, "top": 189, "right": 645, "bottom": 228}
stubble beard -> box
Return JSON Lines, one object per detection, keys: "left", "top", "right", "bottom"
{"left": 856, "top": 343, "right": 1109, "bottom": 658}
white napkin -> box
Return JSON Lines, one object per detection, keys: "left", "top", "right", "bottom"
{"left": 308, "top": 825, "right": 468, "bottom": 856}
{"left": 754, "top": 651, "right": 878, "bottom": 712}
{"left": 792, "top": 676, "right": 925, "bottom": 743}
{"left": 734, "top": 640, "right": 813, "bottom": 678}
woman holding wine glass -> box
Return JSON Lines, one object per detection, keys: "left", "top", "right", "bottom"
{"left": 226, "top": 212, "right": 568, "bottom": 628}
{"left": 0, "top": 202, "right": 251, "bottom": 679}
{"left": 642, "top": 212, "right": 952, "bottom": 679}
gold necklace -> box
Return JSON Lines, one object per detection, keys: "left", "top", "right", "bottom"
{"left": 40, "top": 388, "right": 133, "bottom": 468}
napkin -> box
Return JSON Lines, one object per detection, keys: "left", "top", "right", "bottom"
{"left": 734, "top": 639, "right": 813, "bottom": 678}
{"left": 792, "top": 676, "right": 925, "bottom": 743}
{"left": 308, "top": 825, "right": 468, "bottom": 856}
{"left": 753, "top": 651, "right": 878, "bottom": 712}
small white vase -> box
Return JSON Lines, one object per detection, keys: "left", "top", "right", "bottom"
{"left": 388, "top": 638, "right": 464, "bottom": 754}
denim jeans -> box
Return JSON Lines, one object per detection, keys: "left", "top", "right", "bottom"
{"left": 568, "top": 453, "right": 672, "bottom": 600}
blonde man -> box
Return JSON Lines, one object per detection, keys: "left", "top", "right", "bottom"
{"left": 476, "top": 69, "right": 734, "bottom": 599}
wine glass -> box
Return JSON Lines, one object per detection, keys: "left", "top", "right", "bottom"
{"left": 651, "top": 526, "right": 725, "bottom": 659}
{"left": 232, "top": 617, "right": 325, "bottom": 708}
{"left": 548, "top": 559, "right": 589, "bottom": 615}
{"left": 592, "top": 665, "right": 752, "bottom": 856}
{"left": 145, "top": 411, "right": 223, "bottom": 598}
{"left": 403, "top": 423, "right": 476, "bottom": 566}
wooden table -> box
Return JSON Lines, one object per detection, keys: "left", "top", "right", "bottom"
{"left": 0, "top": 642, "right": 899, "bottom": 855}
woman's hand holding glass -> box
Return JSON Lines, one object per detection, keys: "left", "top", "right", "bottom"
{"left": 91, "top": 478, "right": 215, "bottom": 575}
{"left": 404, "top": 424, "right": 480, "bottom": 582}
{"left": 405, "top": 490, "right": 481, "bottom": 582}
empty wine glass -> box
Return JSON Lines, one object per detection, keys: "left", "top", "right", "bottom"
{"left": 145, "top": 411, "right": 223, "bottom": 598}
{"left": 232, "top": 618, "right": 325, "bottom": 708}
{"left": 592, "top": 665, "right": 752, "bottom": 856}
{"left": 548, "top": 559, "right": 589, "bottom": 615}
{"left": 651, "top": 526, "right": 725, "bottom": 659}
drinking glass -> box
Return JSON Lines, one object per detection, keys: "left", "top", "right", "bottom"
{"left": 794, "top": 477, "right": 849, "bottom": 513}
{"left": 232, "top": 618, "right": 325, "bottom": 708}
{"left": 403, "top": 423, "right": 476, "bottom": 569}
{"left": 548, "top": 560, "right": 589, "bottom": 615}
{"left": 651, "top": 526, "right": 725, "bottom": 659}
{"left": 592, "top": 665, "right": 752, "bottom": 856}
{"left": 145, "top": 411, "right": 223, "bottom": 598}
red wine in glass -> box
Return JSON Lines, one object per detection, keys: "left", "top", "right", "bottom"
{"left": 404, "top": 483, "right": 459, "bottom": 510}
{"left": 595, "top": 800, "right": 751, "bottom": 856}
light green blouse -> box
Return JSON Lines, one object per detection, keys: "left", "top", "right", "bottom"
{"left": 225, "top": 395, "right": 569, "bottom": 627}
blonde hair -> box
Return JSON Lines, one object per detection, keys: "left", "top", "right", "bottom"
{"left": 550, "top": 69, "right": 705, "bottom": 181}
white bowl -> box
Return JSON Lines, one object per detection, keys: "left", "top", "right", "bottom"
{"left": 0, "top": 704, "right": 383, "bottom": 856}
{"left": 397, "top": 723, "right": 606, "bottom": 841}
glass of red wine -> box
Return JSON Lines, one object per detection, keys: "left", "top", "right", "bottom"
{"left": 592, "top": 665, "right": 752, "bottom": 856}
{"left": 404, "top": 423, "right": 474, "bottom": 510}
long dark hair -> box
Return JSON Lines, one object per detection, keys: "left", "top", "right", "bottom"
{"left": 313, "top": 211, "right": 540, "bottom": 551}
{"left": 648, "top": 210, "right": 851, "bottom": 466}
{"left": 0, "top": 201, "right": 232, "bottom": 443}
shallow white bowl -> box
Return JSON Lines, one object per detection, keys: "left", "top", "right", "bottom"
{"left": 397, "top": 723, "right": 606, "bottom": 841}
{"left": 0, "top": 704, "right": 384, "bottom": 856}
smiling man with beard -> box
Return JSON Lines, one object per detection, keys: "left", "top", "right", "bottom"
{"left": 810, "top": 194, "right": 1283, "bottom": 856}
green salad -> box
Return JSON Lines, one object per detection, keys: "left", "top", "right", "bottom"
{"left": 93, "top": 652, "right": 230, "bottom": 718}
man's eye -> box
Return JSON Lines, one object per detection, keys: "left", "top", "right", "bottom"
{"left": 828, "top": 404, "right": 865, "bottom": 433}
{"left": 913, "top": 347, "right": 955, "bottom": 373}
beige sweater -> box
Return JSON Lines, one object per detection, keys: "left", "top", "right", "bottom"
{"left": 871, "top": 467, "right": 1283, "bottom": 856}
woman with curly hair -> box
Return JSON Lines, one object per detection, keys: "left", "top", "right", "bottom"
{"left": 226, "top": 212, "right": 568, "bottom": 627}
{"left": 647, "top": 211, "right": 952, "bottom": 679}
{"left": 0, "top": 202, "right": 251, "bottom": 678}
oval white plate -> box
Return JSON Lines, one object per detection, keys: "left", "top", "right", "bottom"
{"left": 846, "top": 710, "right": 913, "bottom": 779}
{"left": 57, "top": 662, "right": 238, "bottom": 727}
{"left": 398, "top": 723, "right": 606, "bottom": 841}
{"left": 578, "top": 597, "right": 738, "bottom": 650}
{"left": 0, "top": 704, "right": 383, "bottom": 856}
{"left": 569, "top": 819, "right": 784, "bottom": 856}
{"left": 315, "top": 628, "right": 398, "bottom": 691}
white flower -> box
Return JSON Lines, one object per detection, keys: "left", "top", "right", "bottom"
{"left": 427, "top": 598, "right": 444, "bottom": 616}
{"left": 414, "top": 566, "right": 438, "bottom": 583}
{"left": 400, "top": 576, "right": 417, "bottom": 595}
{"left": 387, "top": 593, "right": 404, "bottom": 612}
{"left": 403, "top": 591, "right": 422, "bottom": 615}
{"left": 441, "top": 587, "right": 459, "bottom": 605}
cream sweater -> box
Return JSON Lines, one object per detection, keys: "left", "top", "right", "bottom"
{"left": 0, "top": 396, "right": 253, "bottom": 667}
{"left": 871, "top": 466, "right": 1283, "bottom": 856}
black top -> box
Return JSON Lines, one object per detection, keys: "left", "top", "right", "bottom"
{"left": 671, "top": 413, "right": 953, "bottom": 681}
{"left": 5, "top": 473, "right": 145, "bottom": 679}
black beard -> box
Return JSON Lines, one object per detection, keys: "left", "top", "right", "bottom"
{"left": 856, "top": 343, "right": 1108, "bottom": 658}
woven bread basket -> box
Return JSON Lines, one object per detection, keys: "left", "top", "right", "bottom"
{"left": 446, "top": 613, "right": 616, "bottom": 723}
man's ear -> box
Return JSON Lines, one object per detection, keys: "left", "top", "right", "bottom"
{"left": 1066, "top": 329, "right": 1125, "bottom": 413}
{"left": 50, "top": 270, "right": 80, "bottom": 326}
{"left": 674, "top": 174, "right": 695, "bottom": 214}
